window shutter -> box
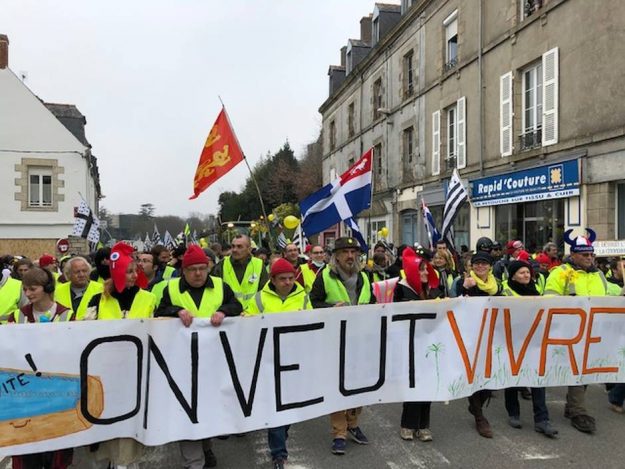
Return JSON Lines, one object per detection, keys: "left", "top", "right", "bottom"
{"left": 500, "top": 72, "right": 513, "bottom": 156}
{"left": 542, "top": 47, "right": 559, "bottom": 146}
{"left": 432, "top": 110, "right": 440, "bottom": 176}
{"left": 456, "top": 96, "right": 466, "bottom": 168}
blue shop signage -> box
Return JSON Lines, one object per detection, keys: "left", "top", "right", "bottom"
{"left": 470, "top": 159, "right": 580, "bottom": 207}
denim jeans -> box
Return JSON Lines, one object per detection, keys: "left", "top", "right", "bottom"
{"left": 268, "top": 425, "right": 290, "bottom": 461}
{"left": 505, "top": 387, "right": 549, "bottom": 423}
{"left": 608, "top": 383, "right": 625, "bottom": 406}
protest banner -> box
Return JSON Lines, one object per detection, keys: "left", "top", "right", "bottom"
{"left": 1, "top": 296, "right": 625, "bottom": 457}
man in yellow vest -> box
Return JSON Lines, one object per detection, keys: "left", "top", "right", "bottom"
{"left": 245, "top": 258, "right": 311, "bottom": 469}
{"left": 310, "top": 236, "right": 375, "bottom": 455}
{"left": 544, "top": 228, "right": 606, "bottom": 434}
{"left": 0, "top": 268, "right": 27, "bottom": 323}
{"left": 212, "top": 234, "right": 268, "bottom": 310}
{"left": 56, "top": 256, "right": 103, "bottom": 320}
{"left": 156, "top": 245, "right": 242, "bottom": 468}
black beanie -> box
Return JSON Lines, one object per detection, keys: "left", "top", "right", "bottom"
{"left": 471, "top": 251, "right": 493, "bottom": 265}
{"left": 508, "top": 260, "right": 532, "bottom": 280}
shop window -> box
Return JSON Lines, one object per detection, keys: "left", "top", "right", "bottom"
{"left": 520, "top": 61, "right": 543, "bottom": 151}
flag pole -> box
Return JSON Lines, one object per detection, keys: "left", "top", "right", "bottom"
{"left": 367, "top": 147, "right": 374, "bottom": 260}
{"left": 218, "top": 97, "right": 273, "bottom": 248}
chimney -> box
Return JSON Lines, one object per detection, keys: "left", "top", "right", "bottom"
{"left": 360, "top": 15, "right": 372, "bottom": 44}
{"left": 0, "top": 34, "right": 8, "bottom": 69}
{"left": 340, "top": 46, "right": 347, "bottom": 67}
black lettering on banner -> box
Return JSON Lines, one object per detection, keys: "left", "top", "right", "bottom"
{"left": 220, "top": 328, "right": 268, "bottom": 417}
{"left": 80, "top": 335, "right": 143, "bottom": 425}
{"left": 339, "top": 317, "right": 387, "bottom": 396}
{"left": 391, "top": 313, "right": 437, "bottom": 388}
{"left": 273, "top": 323, "right": 325, "bottom": 411}
{"left": 143, "top": 332, "right": 199, "bottom": 429}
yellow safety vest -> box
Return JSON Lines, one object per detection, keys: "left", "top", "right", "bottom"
{"left": 163, "top": 265, "right": 176, "bottom": 280}
{"left": 0, "top": 277, "right": 22, "bottom": 323}
{"left": 150, "top": 280, "right": 168, "bottom": 307}
{"left": 222, "top": 257, "right": 264, "bottom": 309}
{"left": 322, "top": 268, "right": 371, "bottom": 305}
{"left": 544, "top": 263, "right": 608, "bottom": 296}
{"left": 300, "top": 263, "right": 320, "bottom": 293}
{"left": 247, "top": 282, "right": 312, "bottom": 315}
{"left": 501, "top": 280, "right": 521, "bottom": 297}
{"left": 97, "top": 289, "right": 156, "bottom": 320}
{"left": 167, "top": 277, "right": 224, "bottom": 317}
{"left": 55, "top": 281, "right": 104, "bottom": 320}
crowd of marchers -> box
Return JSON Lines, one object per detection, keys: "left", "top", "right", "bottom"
{"left": 1, "top": 226, "right": 624, "bottom": 469}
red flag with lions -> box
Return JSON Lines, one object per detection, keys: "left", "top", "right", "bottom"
{"left": 189, "top": 107, "right": 244, "bottom": 199}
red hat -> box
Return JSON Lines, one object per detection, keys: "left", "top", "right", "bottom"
{"left": 402, "top": 248, "right": 439, "bottom": 295}
{"left": 304, "top": 245, "right": 312, "bottom": 254}
{"left": 535, "top": 253, "right": 551, "bottom": 264}
{"left": 506, "top": 240, "right": 523, "bottom": 255}
{"left": 271, "top": 258, "right": 296, "bottom": 276}
{"left": 39, "top": 255, "right": 56, "bottom": 268}
{"left": 182, "top": 245, "right": 209, "bottom": 268}
{"left": 516, "top": 250, "right": 530, "bottom": 262}
{"left": 109, "top": 241, "right": 147, "bottom": 293}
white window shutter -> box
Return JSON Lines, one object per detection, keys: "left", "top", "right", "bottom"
{"left": 456, "top": 96, "right": 466, "bottom": 168}
{"left": 500, "top": 72, "right": 513, "bottom": 157}
{"left": 542, "top": 47, "right": 559, "bottom": 146}
{"left": 432, "top": 110, "right": 441, "bottom": 176}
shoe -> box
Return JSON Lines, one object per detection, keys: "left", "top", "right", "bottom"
{"left": 508, "top": 416, "right": 522, "bottom": 429}
{"left": 416, "top": 429, "right": 433, "bottom": 442}
{"left": 204, "top": 449, "right": 217, "bottom": 468}
{"left": 347, "top": 426, "right": 369, "bottom": 445}
{"left": 609, "top": 403, "right": 624, "bottom": 414}
{"left": 570, "top": 414, "right": 596, "bottom": 433}
{"left": 563, "top": 406, "right": 571, "bottom": 419}
{"left": 331, "top": 438, "right": 346, "bottom": 455}
{"left": 535, "top": 421, "right": 558, "bottom": 438}
{"left": 272, "top": 459, "right": 286, "bottom": 469}
{"left": 520, "top": 388, "right": 532, "bottom": 400}
{"left": 400, "top": 427, "right": 414, "bottom": 440}
{"left": 475, "top": 416, "right": 493, "bottom": 438}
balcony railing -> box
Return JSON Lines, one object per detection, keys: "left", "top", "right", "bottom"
{"left": 519, "top": 129, "right": 542, "bottom": 151}
{"left": 445, "top": 155, "right": 457, "bottom": 172}
{"left": 444, "top": 57, "right": 458, "bottom": 72}
{"left": 525, "top": 0, "right": 544, "bottom": 18}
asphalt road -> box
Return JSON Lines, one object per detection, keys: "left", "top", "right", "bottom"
{"left": 4, "top": 384, "right": 624, "bottom": 469}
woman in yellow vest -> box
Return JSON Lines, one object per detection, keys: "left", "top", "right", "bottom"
{"left": 244, "top": 258, "right": 311, "bottom": 469}
{"left": 84, "top": 242, "right": 155, "bottom": 321}
{"left": 501, "top": 260, "right": 558, "bottom": 438}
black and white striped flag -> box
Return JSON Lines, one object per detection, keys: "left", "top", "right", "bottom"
{"left": 292, "top": 222, "right": 308, "bottom": 252}
{"left": 163, "top": 230, "right": 176, "bottom": 250}
{"left": 152, "top": 225, "right": 162, "bottom": 246}
{"left": 71, "top": 199, "right": 100, "bottom": 243}
{"left": 441, "top": 169, "right": 469, "bottom": 249}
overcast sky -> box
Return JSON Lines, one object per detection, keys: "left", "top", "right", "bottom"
{"left": 2, "top": 0, "right": 377, "bottom": 217}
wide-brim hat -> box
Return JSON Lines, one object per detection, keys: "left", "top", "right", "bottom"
{"left": 333, "top": 237, "right": 362, "bottom": 252}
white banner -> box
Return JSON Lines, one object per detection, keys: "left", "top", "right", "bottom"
{"left": 2, "top": 296, "right": 625, "bottom": 456}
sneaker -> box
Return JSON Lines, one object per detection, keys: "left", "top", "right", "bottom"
{"left": 508, "top": 416, "right": 522, "bottom": 429}
{"left": 331, "top": 438, "right": 346, "bottom": 455}
{"left": 399, "top": 427, "right": 414, "bottom": 440}
{"left": 272, "top": 459, "right": 286, "bottom": 469}
{"left": 475, "top": 416, "right": 493, "bottom": 438}
{"left": 416, "top": 429, "right": 433, "bottom": 442}
{"left": 609, "top": 403, "right": 624, "bottom": 414}
{"left": 204, "top": 449, "right": 217, "bottom": 468}
{"left": 534, "top": 420, "right": 558, "bottom": 438}
{"left": 347, "top": 426, "right": 369, "bottom": 445}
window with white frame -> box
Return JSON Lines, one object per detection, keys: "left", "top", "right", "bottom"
{"left": 28, "top": 167, "right": 53, "bottom": 207}
{"left": 373, "top": 17, "right": 380, "bottom": 44}
{"left": 521, "top": 61, "right": 543, "bottom": 150}
{"left": 373, "top": 78, "right": 383, "bottom": 120}
{"left": 444, "top": 10, "right": 458, "bottom": 71}
{"left": 447, "top": 105, "right": 457, "bottom": 165}
{"left": 443, "top": 96, "right": 466, "bottom": 171}
{"left": 368, "top": 219, "right": 387, "bottom": 245}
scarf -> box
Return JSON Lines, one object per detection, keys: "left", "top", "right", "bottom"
{"left": 507, "top": 279, "right": 539, "bottom": 296}
{"left": 470, "top": 270, "right": 499, "bottom": 295}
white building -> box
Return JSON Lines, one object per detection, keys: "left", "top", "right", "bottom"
{"left": 0, "top": 35, "right": 101, "bottom": 258}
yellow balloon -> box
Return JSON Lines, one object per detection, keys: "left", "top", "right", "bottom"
{"left": 268, "top": 214, "right": 275, "bottom": 222}
{"left": 283, "top": 215, "right": 299, "bottom": 230}
{"left": 380, "top": 227, "right": 389, "bottom": 237}
{"left": 377, "top": 230, "right": 383, "bottom": 238}
{"left": 199, "top": 238, "right": 208, "bottom": 247}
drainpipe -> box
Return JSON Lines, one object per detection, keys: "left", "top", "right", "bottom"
{"left": 478, "top": 0, "right": 484, "bottom": 176}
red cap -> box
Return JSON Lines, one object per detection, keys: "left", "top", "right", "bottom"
{"left": 182, "top": 245, "right": 209, "bottom": 268}
{"left": 516, "top": 250, "right": 530, "bottom": 261}
{"left": 271, "top": 258, "right": 296, "bottom": 276}
{"left": 535, "top": 253, "right": 551, "bottom": 264}
{"left": 110, "top": 242, "right": 136, "bottom": 293}
{"left": 506, "top": 240, "right": 523, "bottom": 255}
{"left": 39, "top": 255, "right": 56, "bottom": 268}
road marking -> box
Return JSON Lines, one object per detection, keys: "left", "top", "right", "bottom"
{"left": 522, "top": 453, "right": 559, "bottom": 460}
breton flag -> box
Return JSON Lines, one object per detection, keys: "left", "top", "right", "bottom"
{"left": 152, "top": 225, "right": 162, "bottom": 246}
{"left": 276, "top": 231, "right": 288, "bottom": 250}
{"left": 300, "top": 148, "right": 372, "bottom": 237}
{"left": 71, "top": 199, "right": 100, "bottom": 243}
{"left": 144, "top": 233, "right": 153, "bottom": 251}
{"left": 292, "top": 221, "right": 309, "bottom": 252}
{"left": 441, "top": 168, "right": 469, "bottom": 249}
{"left": 421, "top": 198, "right": 441, "bottom": 250}
{"left": 190, "top": 107, "right": 244, "bottom": 200}
{"left": 163, "top": 230, "right": 176, "bottom": 250}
